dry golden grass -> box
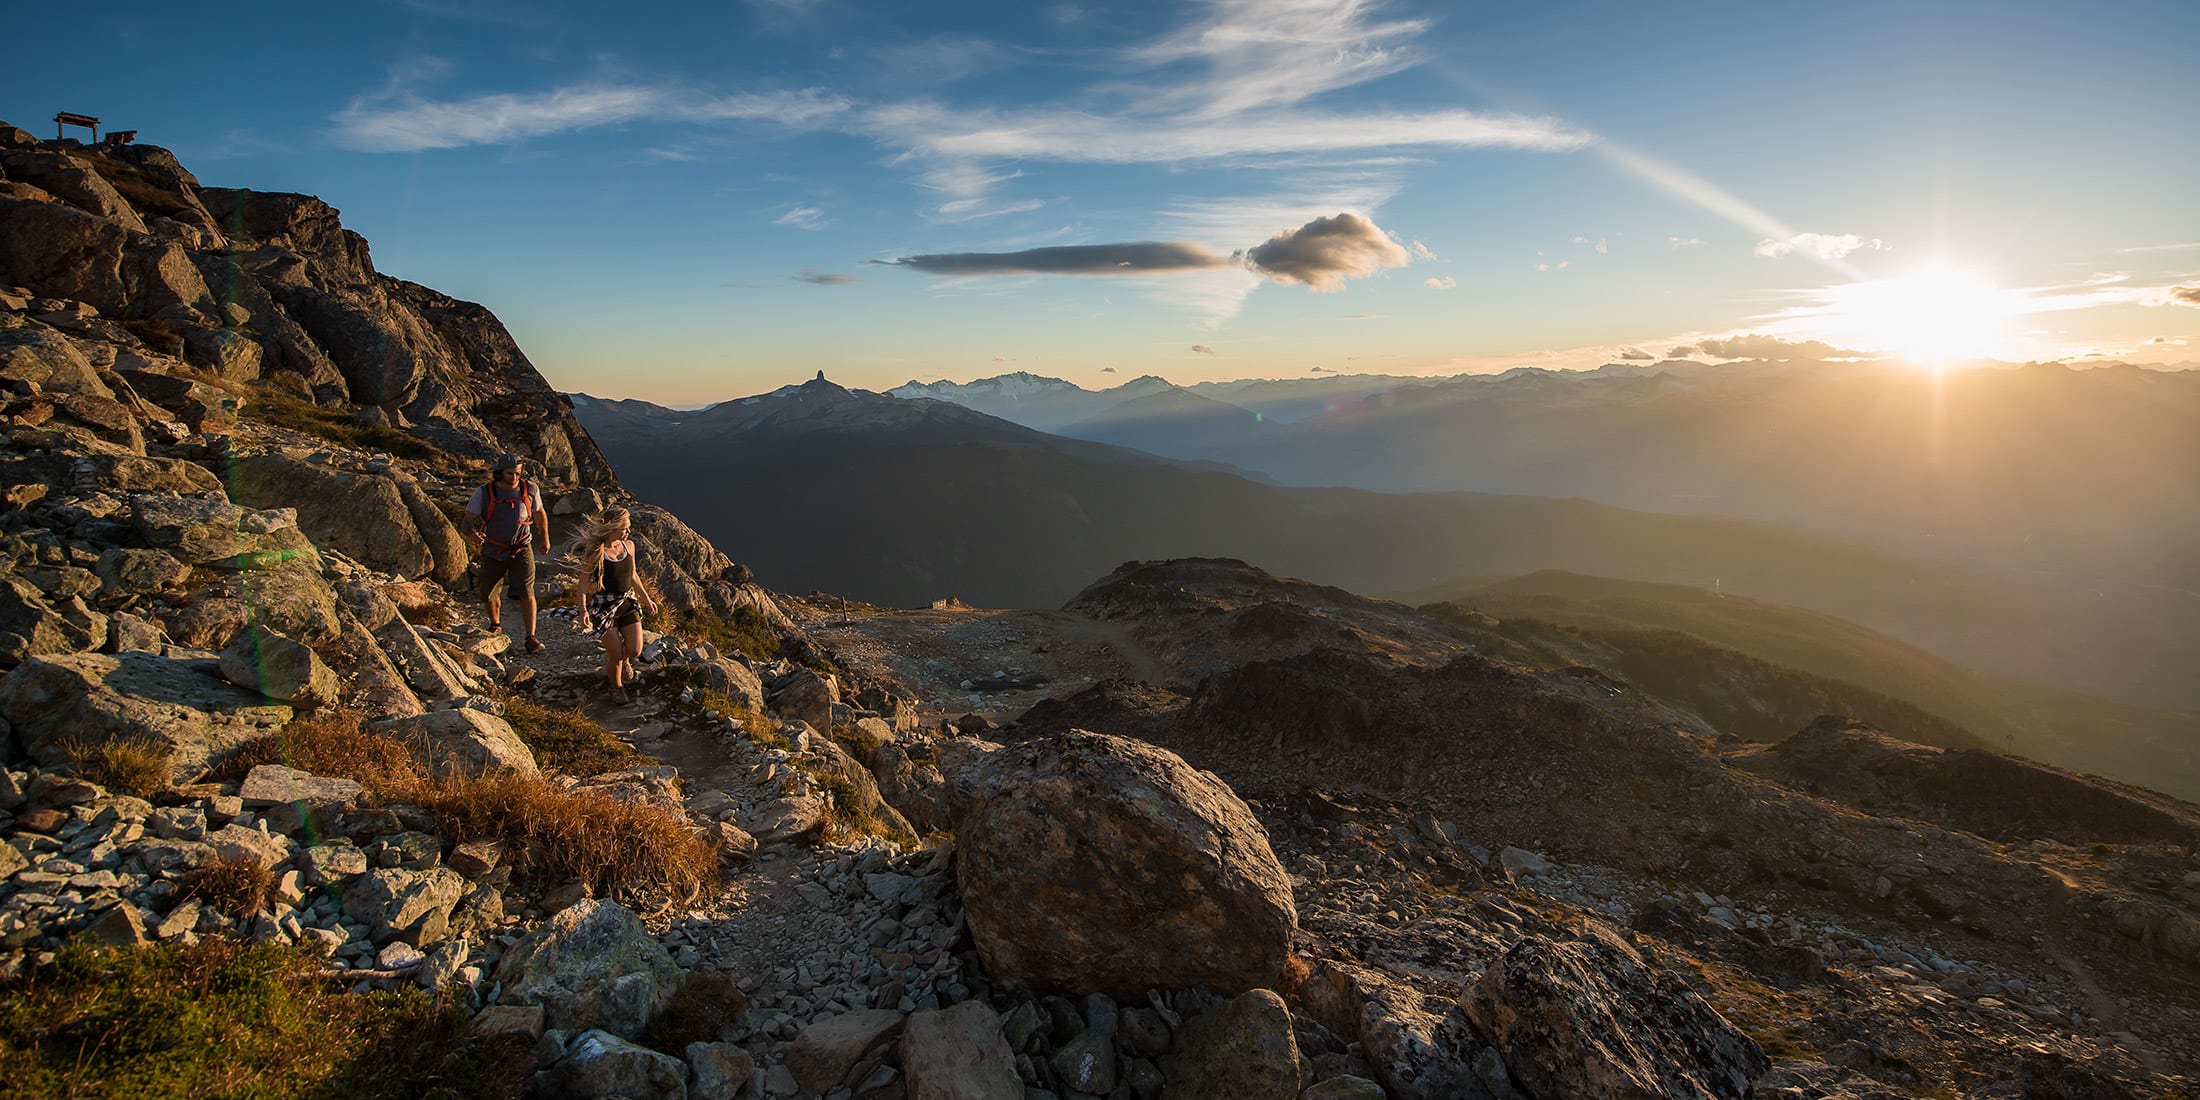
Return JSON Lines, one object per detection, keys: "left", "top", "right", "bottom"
{"left": 405, "top": 771, "right": 715, "bottom": 905}
{"left": 216, "top": 711, "right": 713, "bottom": 903}
{"left": 59, "top": 735, "right": 173, "bottom": 798}
{"left": 185, "top": 854, "right": 273, "bottom": 919}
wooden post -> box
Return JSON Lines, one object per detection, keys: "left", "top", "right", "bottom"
{"left": 54, "top": 112, "right": 101, "bottom": 143}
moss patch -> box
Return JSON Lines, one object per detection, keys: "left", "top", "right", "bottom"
{"left": 498, "top": 695, "right": 647, "bottom": 777}
{"left": 0, "top": 940, "right": 530, "bottom": 1099}
{"left": 240, "top": 391, "right": 457, "bottom": 469}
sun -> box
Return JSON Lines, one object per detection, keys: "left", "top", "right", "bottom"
{"left": 1811, "top": 265, "right": 2015, "bottom": 368}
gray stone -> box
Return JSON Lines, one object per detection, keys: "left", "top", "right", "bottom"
{"left": 341, "top": 866, "right": 467, "bottom": 946}
{"left": 1498, "top": 847, "right": 1550, "bottom": 876}
{"left": 901, "top": 1000, "right": 1022, "bottom": 1100}
{"left": 558, "top": 1029, "right": 690, "bottom": 1100}
{"left": 1160, "top": 989, "right": 1300, "bottom": 1100}
{"left": 82, "top": 902, "right": 150, "bottom": 947}
{"left": 204, "top": 823, "right": 290, "bottom": 870}
{"left": 220, "top": 625, "right": 340, "bottom": 707}
{"left": 418, "top": 936, "right": 470, "bottom": 991}
{"left": 686, "top": 1041, "right": 757, "bottom": 1100}
{"left": 366, "top": 707, "right": 536, "bottom": 778}
{"left": 495, "top": 898, "right": 682, "bottom": 1039}
{"left": 298, "top": 843, "right": 369, "bottom": 887}
{"left": 790, "top": 1009, "right": 907, "bottom": 1095}
{"left": 474, "top": 1004, "right": 547, "bottom": 1042}
{"left": 239, "top": 764, "right": 362, "bottom": 809}
{"left": 96, "top": 547, "right": 189, "bottom": 598}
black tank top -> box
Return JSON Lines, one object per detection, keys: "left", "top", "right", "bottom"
{"left": 598, "top": 549, "right": 636, "bottom": 594}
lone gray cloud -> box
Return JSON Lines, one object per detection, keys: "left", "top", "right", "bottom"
{"left": 792, "top": 269, "right": 857, "bottom": 285}
{"left": 1615, "top": 346, "right": 1654, "bottom": 361}
{"left": 1190, "top": 344, "right": 1215, "bottom": 355}
{"left": 878, "top": 241, "right": 1234, "bottom": 276}
{"left": 882, "top": 213, "right": 1411, "bottom": 292}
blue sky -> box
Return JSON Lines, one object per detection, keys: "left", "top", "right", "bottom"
{"left": 8, "top": 0, "right": 2198, "bottom": 402}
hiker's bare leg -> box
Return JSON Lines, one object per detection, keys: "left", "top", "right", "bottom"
{"left": 484, "top": 589, "right": 501, "bottom": 631}
{"left": 602, "top": 633, "right": 623, "bottom": 687}
{"left": 520, "top": 594, "right": 538, "bottom": 640}
{"left": 620, "top": 621, "right": 643, "bottom": 682}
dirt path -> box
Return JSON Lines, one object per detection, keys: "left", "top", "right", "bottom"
{"left": 449, "top": 580, "right": 967, "bottom": 1082}
{"left": 795, "top": 603, "right": 1169, "bottom": 722}
{"left": 2040, "top": 866, "right": 2169, "bottom": 1075}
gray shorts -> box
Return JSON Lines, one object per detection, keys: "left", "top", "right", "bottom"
{"left": 477, "top": 547, "right": 535, "bottom": 601}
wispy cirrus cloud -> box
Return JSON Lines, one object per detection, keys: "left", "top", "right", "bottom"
{"left": 1424, "top": 276, "right": 1455, "bottom": 290}
{"left": 776, "top": 206, "right": 827, "bottom": 230}
{"left": 791, "top": 269, "right": 855, "bottom": 285}
{"left": 333, "top": 0, "right": 1590, "bottom": 220}
{"left": 332, "top": 80, "right": 850, "bottom": 152}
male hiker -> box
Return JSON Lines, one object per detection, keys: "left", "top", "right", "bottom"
{"left": 464, "top": 453, "right": 551, "bottom": 653}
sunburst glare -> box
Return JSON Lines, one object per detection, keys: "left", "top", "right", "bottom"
{"left": 1801, "top": 265, "right": 2016, "bottom": 368}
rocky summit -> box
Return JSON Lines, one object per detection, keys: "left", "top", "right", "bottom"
{"left": 0, "top": 123, "right": 2196, "bottom": 1100}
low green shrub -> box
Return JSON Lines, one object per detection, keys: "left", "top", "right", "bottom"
{"left": 0, "top": 940, "right": 530, "bottom": 1099}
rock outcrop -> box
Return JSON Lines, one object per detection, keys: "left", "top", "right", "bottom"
{"left": 1463, "top": 920, "right": 1768, "bottom": 1100}
{"left": 0, "top": 650, "right": 291, "bottom": 780}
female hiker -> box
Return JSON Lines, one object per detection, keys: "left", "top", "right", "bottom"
{"left": 570, "top": 506, "right": 660, "bottom": 701}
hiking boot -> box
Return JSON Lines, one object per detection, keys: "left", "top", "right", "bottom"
{"left": 624, "top": 682, "right": 643, "bottom": 703}
{"left": 525, "top": 635, "right": 544, "bottom": 654}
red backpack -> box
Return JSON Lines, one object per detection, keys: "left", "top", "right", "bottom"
{"left": 478, "top": 479, "right": 540, "bottom": 556}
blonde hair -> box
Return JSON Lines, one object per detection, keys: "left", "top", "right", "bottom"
{"left": 565, "top": 506, "right": 635, "bottom": 581}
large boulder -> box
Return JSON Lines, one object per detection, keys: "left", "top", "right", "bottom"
{"left": 691, "top": 656, "right": 766, "bottom": 714}
{"left": 950, "top": 729, "right": 1295, "bottom": 998}
{"left": 96, "top": 547, "right": 191, "bottom": 598}
{"left": 1161, "top": 989, "right": 1303, "bottom": 1100}
{"left": 494, "top": 898, "right": 682, "bottom": 1039}
{"left": 901, "top": 1000, "right": 1021, "bottom": 1100}
{"left": 128, "top": 492, "right": 313, "bottom": 568}
{"left": 222, "top": 452, "right": 441, "bottom": 581}
{"left": 0, "top": 317, "right": 114, "bottom": 397}
{"left": 234, "top": 559, "right": 342, "bottom": 644}
{"left": 366, "top": 708, "right": 536, "bottom": 777}
{"left": 0, "top": 650, "right": 290, "bottom": 781}
{"left": 770, "top": 667, "right": 837, "bottom": 732}
{"left": 0, "top": 574, "right": 99, "bottom": 666}
{"left": 0, "top": 196, "right": 129, "bottom": 312}
{"left": 0, "top": 149, "right": 148, "bottom": 231}
{"left": 219, "top": 624, "right": 339, "bottom": 707}
{"left": 394, "top": 473, "right": 470, "bottom": 586}
{"left": 1463, "top": 922, "right": 1768, "bottom": 1100}
{"left": 871, "top": 743, "right": 953, "bottom": 836}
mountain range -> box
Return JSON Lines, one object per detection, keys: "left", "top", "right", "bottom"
{"left": 570, "top": 377, "right": 2200, "bottom": 714}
